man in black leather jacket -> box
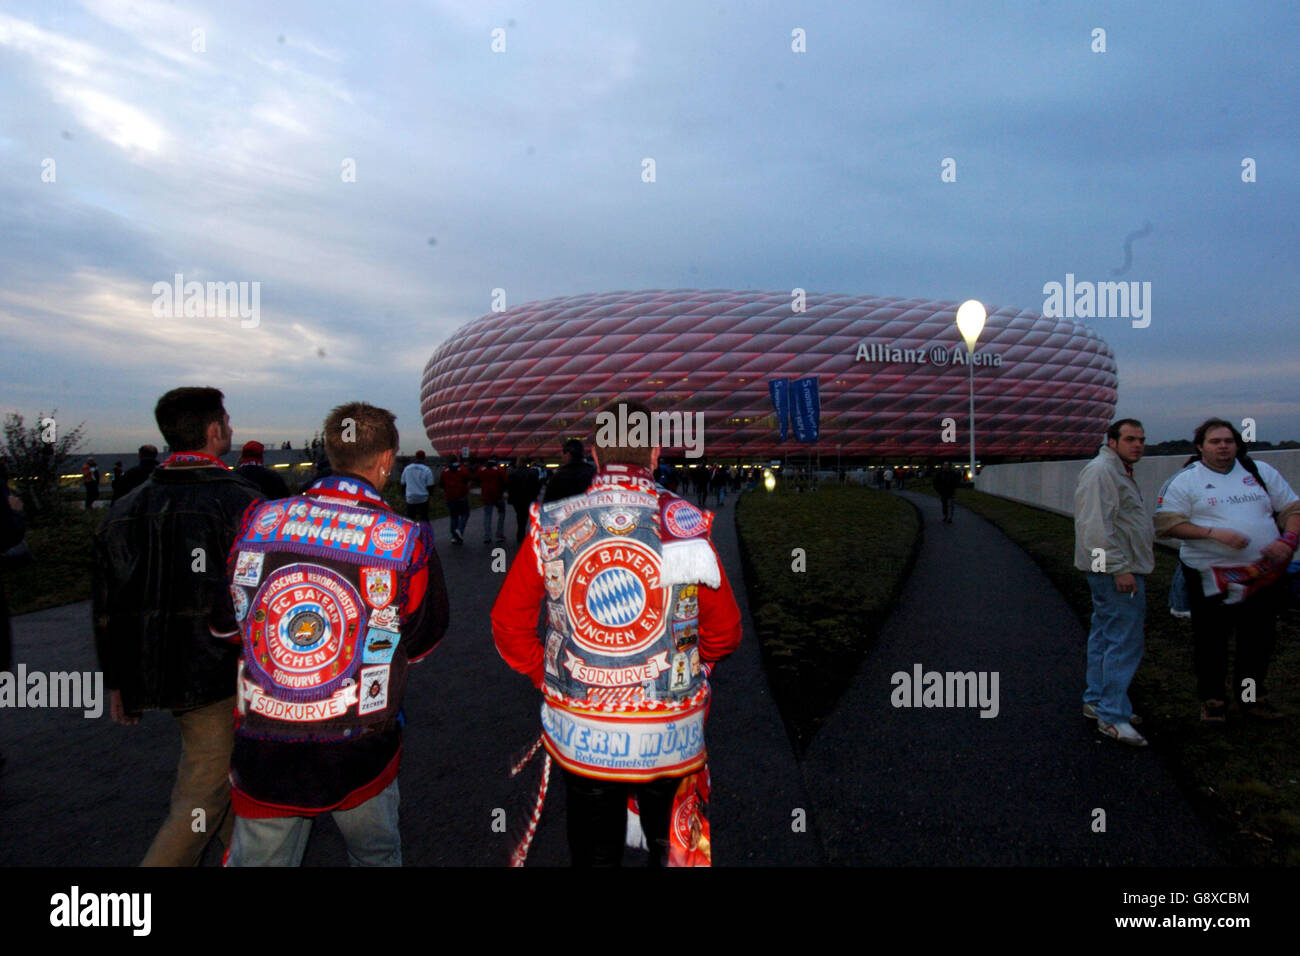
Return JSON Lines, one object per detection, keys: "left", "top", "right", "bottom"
{"left": 92, "top": 387, "right": 263, "bottom": 865}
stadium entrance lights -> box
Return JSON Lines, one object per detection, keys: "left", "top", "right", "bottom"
{"left": 955, "top": 300, "right": 986, "bottom": 488}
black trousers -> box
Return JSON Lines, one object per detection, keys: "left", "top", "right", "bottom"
{"left": 561, "top": 768, "right": 680, "bottom": 867}
{"left": 406, "top": 499, "right": 430, "bottom": 521}
{"left": 1182, "top": 562, "right": 1283, "bottom": 703}
{"left": 513, "top": 503, "right": 531, "bottom": 543}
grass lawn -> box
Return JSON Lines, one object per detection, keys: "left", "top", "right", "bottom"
{"left": 734, "top": 484, "right": 921, "bottom": 755}
{"left": 914, "top": 480, "right": 1300, "bottom": 865}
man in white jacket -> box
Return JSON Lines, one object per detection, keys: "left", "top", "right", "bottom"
{"left": 1073, "top": 419, "right": 1155, "bottom": 747}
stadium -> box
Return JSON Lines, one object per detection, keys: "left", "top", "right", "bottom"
{"left": 419, "top": 289, "right": 1118, "bottom": 461}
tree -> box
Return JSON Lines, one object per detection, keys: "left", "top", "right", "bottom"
{"left": 1, "top": 410, "right": 86, "bottom": 515}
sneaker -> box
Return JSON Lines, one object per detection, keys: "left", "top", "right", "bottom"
{"left": 1097, "top": 718, "right": 1148, "bottom": 747}
{"left": 1083, "top": 703, "right": 1142, "bottom": 726}
{"left": 1240, "top": 700, "right": 1285, "bottom": 722}
{"left": 1169, "top": 609, "right": 1191, "bottom": 620}
{"left": 451, "top": 531, "right": 463, "bottom": 545}
{"left": 495, "top": 535, "right": 506, "bottom": 544}
{"left": 483, "top": 538, "right": 491, "bottom": 545}
{"left": 1199, "top": 699, "right": 1227, "bottom": 724}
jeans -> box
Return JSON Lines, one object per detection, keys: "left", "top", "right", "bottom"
{"left": 1168, "top": 562, "right": 1189, "bottom": 614}
{"left": 481, "top": 500, "right": 505, "bottom": 540}
{"left": 406, "top": 499, "right": 429, "bottom": 522}
{"left": 447, "top": 499, "right": 469, "bottom": 538}
{"left": 1083, "top": 573, "right": 1145, "bottom": 724}
{"left": 226, "top": 779, "right": 402, "bottom": 866}
{"left": 141, "top": 696, "right": 236, "bottom": 866}
{"left": 561, "top": 769, "right": 679, "bottom": 867}
{"left": 1182, "top": 562, "right": 1281, "bottom": 703}
{"left": 939, "top": 494, "right": 955, "bottom": 521}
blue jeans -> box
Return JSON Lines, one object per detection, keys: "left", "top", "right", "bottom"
{"left": 226, "top": 779, "right": 402, "bottom": 866}
{"left": 481, "top": 500, "right": 505, "bottom": 540}
{"left": 448, "top": 499, "right": 469, "bottom": 538}
{"left": 1083, "top": 573, "right": 1145, "bottom": 723}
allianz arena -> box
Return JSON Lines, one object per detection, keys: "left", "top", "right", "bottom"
{"left": 419, "top": 290, "right": 1118, "bottom": 459}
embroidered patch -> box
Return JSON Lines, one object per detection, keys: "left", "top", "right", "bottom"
{"left": 669, "top": 652, "right": 690, "bottom": 692}
{"left": 600, "top": 508, "right": 638, "bottom": 534}
{"left": 539, "top": 525, "right": 563, "bottom": 560}
{"left": 689, "top": 647, "right": 701, "bottom": 677}
{"left": 565, "top": 539, "right": 667, "bottom": 657}
{"left": 674, "top": 584, "right": 699, "bottom": 620}
{"left": 361, "top": 567, "right": 395, "bottom": 609}
{"left": 362, "top": 627, "right": 399, "bottom": 664}
{"left": 547, "top": 601, "right": 569, "bottom": 634}
{"left": 563, "top": 650, "right": 670, "bottom": 687}
{"left": 370, "top": 521, "right": 409, "bottom": 554}
{"left": 544, "top": 560, "right": 565, "bottom": 601}
{"left": 563, "top": 515, "right": 597, "bottom": 551}
{"left": 673, "top": 619, "right": 699, "bottom": 649}
{"left": 254, "top": 504, "right": 286, "bottom": 536}
{"left": 233, "top": 551, "right": 265, "bottom": 587}
{"left": 545, "top": 631, "right": 563, "bottom": 677}
{"left": 358, "top": 665, "right": 390, "bottom": 716}
{"left": 663, "top": 499, "right": 708, "bottom": 538}
{"left": 246, "top": 564, "right": 363, "bottom": 696}
{"left": 368, "top": 605, "right": 400, "bottom": 632}
{"left": 230, "top": 585, "right": 249, "bottom": 623}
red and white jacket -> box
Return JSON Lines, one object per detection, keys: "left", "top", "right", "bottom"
{"left": 491, "top": 464, "right": 741, "bottom": 781}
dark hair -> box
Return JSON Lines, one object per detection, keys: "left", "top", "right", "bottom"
{"left": 323, "top": 402, "right": 398, "bottom": 473}
{"left": 1106, "top": 418, "right": 1144, "bottom": 442}
{"left": 414, "top": 450, "right": 426, "bottom": 460}
{"left": 563, "top": 438, "right": 585, "bottom": 459}
{"left": 154, "top": 388, "right": 225, "bottom": 451}
{"left": 1188, "top": 417, "right": 1266, "bottom": 489}
{"left": 592, "top": 398, "right": 655, "bottom": 468}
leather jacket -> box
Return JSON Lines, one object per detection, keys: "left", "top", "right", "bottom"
{"left": 93, "top": 463, "right": 264, "bottom": 712}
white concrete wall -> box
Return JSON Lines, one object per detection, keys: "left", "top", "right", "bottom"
{"left": 976, "top": 449, "right": 1300, "bottom": 520}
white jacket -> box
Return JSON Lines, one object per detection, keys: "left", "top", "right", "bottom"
{"left": 1073, "top": 444, "right": 1155, "bottom": 575}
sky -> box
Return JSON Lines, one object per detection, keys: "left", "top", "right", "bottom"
{"left": 1, "top": 0, "right": 1297, "bottom": 453}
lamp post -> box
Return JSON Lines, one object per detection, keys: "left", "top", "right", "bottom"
{"left": 955, "top": 300, "right": 986, "bottom": 486}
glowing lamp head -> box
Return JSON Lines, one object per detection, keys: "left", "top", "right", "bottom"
{"left": 955, "top": 300, "right": 986, "bottom": 353}
{"left": 763, "top": 469, "right": 776, "bottom": 492}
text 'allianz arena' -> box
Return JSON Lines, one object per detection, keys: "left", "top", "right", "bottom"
{"left": 419, "top": 290, "right": 1118, "bottom": 459}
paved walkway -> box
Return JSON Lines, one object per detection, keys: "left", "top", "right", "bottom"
{"left": 0, "top": 491, "right": 1222, "bottom": 865}
{"left": 800, "top": 491, "right": 1224, "bottom": 864}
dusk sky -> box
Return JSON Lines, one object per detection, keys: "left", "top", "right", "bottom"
{"left": 1, "top": 0, "right": 1296, "bottom": 454}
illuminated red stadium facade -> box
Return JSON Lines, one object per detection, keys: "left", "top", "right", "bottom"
{"left": 419, "top": 290, "right": 1118, "bottom": 460}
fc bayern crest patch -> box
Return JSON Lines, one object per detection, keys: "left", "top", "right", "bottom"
{"left": 361, "top": 567, "right": 395, "bottom": 609}
{"left": 253, "top": 504, "right": 286, "bottom": 537}
{"left": 663, "top": 500, "right": 709, "bottom": 538}
{"left": 369, "top": 521, "right": 409, "bottom": 554}
{"left": 246, "top": 564, "right": 363, "bottom": 698}
{"left": 565, "top": 539, "right": 667, "bottom": 657}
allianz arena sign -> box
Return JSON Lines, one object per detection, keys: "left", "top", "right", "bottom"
{"left": 855, "top": 341, "right": 1004, "bottom": 368}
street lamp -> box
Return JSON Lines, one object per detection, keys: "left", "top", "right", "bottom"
{"left": 955, "top": 299, "right": 986, "bottom": 487}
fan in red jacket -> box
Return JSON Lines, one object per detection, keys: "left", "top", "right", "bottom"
{"left": 491, "top": 400, "right": 741, "bottom": 867}
{"left": 473, "top": 460, "right": 508, "bottom": 544}
{"left": 438, "top": 457, "right": 471, "bottom": 545}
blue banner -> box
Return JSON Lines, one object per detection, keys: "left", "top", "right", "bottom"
{"left": 789, "top": 376, "right": 820, "bottom": 443}
{"left": 768, "top": 379, "right": 790, "bottom": 442}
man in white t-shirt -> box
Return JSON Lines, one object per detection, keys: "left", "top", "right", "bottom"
{"left": 1155, "top": 419, "right": 1300, "bottom": 723}
{"left": 401, "top": 450, "right": 436, "bottom": 521}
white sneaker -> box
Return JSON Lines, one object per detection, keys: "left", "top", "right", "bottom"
{"left": 1097, "top": 718, "right": 1148, "bottom": 747}
{"left": 1083, "top": 702, "right": 1141, "bottom": 726}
